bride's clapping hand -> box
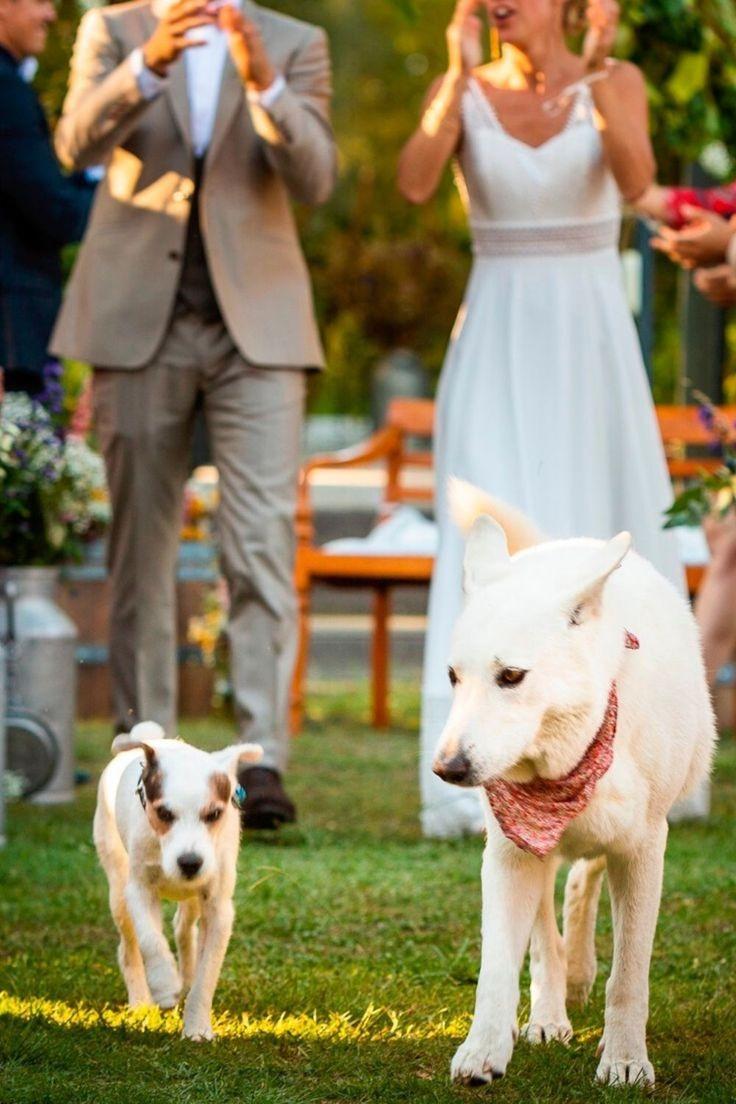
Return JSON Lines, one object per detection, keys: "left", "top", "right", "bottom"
{"left": 582, "top": 0, "right": 619, "bottom": 71}
{"left": 446, "top": 0, "right": 483, "bottom": 75}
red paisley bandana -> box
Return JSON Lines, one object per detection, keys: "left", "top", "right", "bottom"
{"left": 483, "top": 631, "right": 639, "bottom": 859}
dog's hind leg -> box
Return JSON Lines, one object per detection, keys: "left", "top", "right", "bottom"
{"left": 94, "top": 804, "right": 151, "bottom": 1007}
{"left": 563, "top": 856, "right": 606, "bottom": 1007}
{"left": 175, "top": 897, "right": 201, "bottom": 995}
{"left": 110, "top": 876, "right": 151, "bottom": 1007}
{"left": 522, "top": 858, "right": 572, "bottom": 1045}
{"left": 596, "top": 822, "right": 667, "bottom": 1088}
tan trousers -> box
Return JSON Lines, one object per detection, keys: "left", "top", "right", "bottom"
{"left": 93, "top": 312, "right": 306, "bottom": 772}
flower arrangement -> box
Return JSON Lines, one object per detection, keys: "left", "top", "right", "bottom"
{"left": 181, "top": 465, "right": 220, "bottom": 542}
{"left": 664, "top": 392, "right": 736, "bottom": 530}
{"left": 0, "top": 389, "right": 109, "bottom": 566}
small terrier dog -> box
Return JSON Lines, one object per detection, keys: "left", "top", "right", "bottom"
{"left": 434, "top": 482, "right": 715, "bottom": 1089}
{"left": 94, "top": 721, "right": 261, "bottom": 1039}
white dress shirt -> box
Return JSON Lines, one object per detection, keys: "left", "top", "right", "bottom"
{"left": 129, "top": 0, "right": 284, "bottom": 158}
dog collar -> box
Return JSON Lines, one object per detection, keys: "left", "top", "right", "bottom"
{"left": 136, "top": 770, "right": 146, "bottom": 810}
{"left": 483, "top": 629, "right": 639, "bottom": 859}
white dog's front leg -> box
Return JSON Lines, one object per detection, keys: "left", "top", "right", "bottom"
{"left": 182, "top": 895, "right": 234, "bottom": 1041}
{"left": 452, "top": 843, "right": 546, "bottom": 1085}
{"left": 522, "top": 858, "right": 572, "bottom": 1045}
{"left": 596, "top": 822, "right": 668, "bottom": 1089}
{"left": 174, "top": 897, "right": 201, "bottom": 994}
{"left": 125, "top": 881, "right": 181, "bottom": 1010}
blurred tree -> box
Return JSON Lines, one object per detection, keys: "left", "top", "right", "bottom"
{"left": 34, "top": 0, "right": 736, "bottom": 412}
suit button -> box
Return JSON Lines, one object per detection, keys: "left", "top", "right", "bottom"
{"left": 168, "top": 250, "right": 181, "bottom": 261}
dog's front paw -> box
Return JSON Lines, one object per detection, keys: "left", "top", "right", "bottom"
{"left": 596, "top": 1054, "right": 655, "bottom": 1089}
{"left": 182, "top": 1019, "right": 215, "bottom": 1042}
{"left": 451, "top": 1033, "right": 513, "bottom": 1086}
{"left": 521, "top": 1018, "right": 572, "bottom": 1045}
{"left": 148, "top": 965, "right": 182, "bottom": 1010}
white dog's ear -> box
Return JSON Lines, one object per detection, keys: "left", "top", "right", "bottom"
{"left": 463, "top": 514, "right": 511, "bottom": 593}
{"left": 210, "top": 742, "right": 263, "bottom": 776}
{"left": 567, "top": 532, "right": 632, "bottom": 623}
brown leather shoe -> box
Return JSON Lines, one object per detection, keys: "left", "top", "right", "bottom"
{"left": 239, "top": 767, "right": 297, "bottom": 830}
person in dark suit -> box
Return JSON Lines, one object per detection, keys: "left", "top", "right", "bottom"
{"left": 0, "top": 0, "right": 93, "bottom": 395}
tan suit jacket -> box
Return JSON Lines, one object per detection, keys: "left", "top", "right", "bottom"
{"left": 51, "top": 0, "right": 336, "bottom": 369}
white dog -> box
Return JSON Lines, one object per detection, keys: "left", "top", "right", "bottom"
{"left": 93, "top": 722, "right": 262, "bottom": 1039}
{"left": 433, "top": 482, "right": 715, "bottom": 1089}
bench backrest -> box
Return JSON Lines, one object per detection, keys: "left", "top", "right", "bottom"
{"left": 382, "top": 399, "right": 736, "bottom": 504}
{"left": 656, "top": 405, "right": 736, "bottom": 479}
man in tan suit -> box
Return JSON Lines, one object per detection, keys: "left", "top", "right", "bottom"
{"left": 52, "top": 0, "right": 337, "bottom": 827}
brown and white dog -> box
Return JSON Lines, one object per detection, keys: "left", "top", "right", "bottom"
{"left": 94, "top": 722, "right": 261, "bottom": 1039}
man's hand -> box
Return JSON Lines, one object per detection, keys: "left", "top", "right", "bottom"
{"left": 693, "top": 264, "right": 736, "bottom": 309}
{"left": 219, "top": 5, "right": 276, "bottom": 92}
{"left": 142, "top": 0, "right": 215, "bottom": 77}
{"left": 652, "top": 207, "right": 736, "bottom": 270}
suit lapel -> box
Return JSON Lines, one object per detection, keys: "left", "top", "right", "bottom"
{"left": 205, "top": 0, "right": 264, "bottom": 167}
{"left": 166, "top": 57, "right": 193, "bottom": 152}
{"left": 205, "top": 54, "right": 243, "bottom": 167}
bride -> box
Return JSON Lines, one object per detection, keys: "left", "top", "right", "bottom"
{"left": 398, "top": 0, "right": 684, "bottom": 838}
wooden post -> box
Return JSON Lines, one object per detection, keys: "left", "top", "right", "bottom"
{"left": 371, "top": 588, "right": 391, "bottom": 729}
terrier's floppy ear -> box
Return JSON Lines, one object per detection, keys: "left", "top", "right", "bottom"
{"left": 463, "top": 514, "right": 511, "bottom": 593}
{"left": 210, "top": 742, "right": 263, "bottom": 776}
{"left": 110, "top": 736, "right": 158, "bottom": 767}
{"left": 568, "top": 532, "right": 632, "bottom": 624}
{"left": 110, "top": 721, "right": 166, "bottom": 762}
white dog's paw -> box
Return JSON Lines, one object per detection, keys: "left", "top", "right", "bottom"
{"left": 596, "top": 1055, "right": 655, "bottom": 1089}
{"left": 182, "top": 1020, "right": 215, "bottom": 1042}
{"left": 566, "top": 960, "right": 597, "bottom": 1007}
{"left": 450, "top": 1035, "right": 513, "bottom": 1085}
{"left": 148, "top": 968, "right": 182, "bottom": 1011}
{"left": 521, "top": 1018, "right": 572, "bottom": 1045}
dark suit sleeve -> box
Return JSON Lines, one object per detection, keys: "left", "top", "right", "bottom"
{"left": 0, "top": 73, "right": 93, "bottom": 249}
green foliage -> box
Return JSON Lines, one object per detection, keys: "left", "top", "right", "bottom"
{"left": 32, "top": 0, "right": 736, "bottom": 413}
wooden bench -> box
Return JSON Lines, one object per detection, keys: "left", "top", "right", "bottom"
{"left": 291, "top": 400, "right": 735, "bottom": 732}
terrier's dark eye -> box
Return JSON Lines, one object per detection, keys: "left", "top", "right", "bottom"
{"left": 496, "top": 667, "right": 527, "bottom": 688}
{"left": 569, "top": 605, "right": 583, "bottom": 627}
{"left": 204, "top": 807, "right": 223, "bottom": 824}
{"left": 448, "top": 666, "right": 459, "bottom": 687}
{"left": 156, "top": 806, "right": 176, "bottom": 824}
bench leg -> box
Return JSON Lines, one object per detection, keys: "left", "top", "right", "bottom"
{"left": 290, "top": 572, "right": 311, "bottom": 736}
{"left": 372, "top": 588, "right": 391, "bottom": 729}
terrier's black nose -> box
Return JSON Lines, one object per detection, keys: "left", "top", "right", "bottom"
{"left": 177, "top": 852, "right": 203, "bottom": 879}
{"left": 433, "top": 752, "right": 471, "bottom": 784}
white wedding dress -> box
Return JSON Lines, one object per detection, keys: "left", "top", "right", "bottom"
{"left": 420, "top": 78, "right": 685, "bottom": 838}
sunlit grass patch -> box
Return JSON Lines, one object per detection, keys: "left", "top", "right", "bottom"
{"left": 0, "top": 991, "right": 471, "bottom": 1043}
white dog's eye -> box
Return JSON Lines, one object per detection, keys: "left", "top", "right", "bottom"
{"left": 448, "top": 666, "right": 459, "bottom": 687}
{"left": 496, "top": 667, "right": 527, "bottom": 688}
{"left": 156, "top": 805, "right": 176, "bottom": 824}
{"left": 569, "top": 605, "right": 583, "bottom": 626}
{"left": 203, "top": 807, "right": 223, "bottom": 824}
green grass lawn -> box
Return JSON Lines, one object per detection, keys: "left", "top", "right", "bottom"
{"left": 0, "top": 684, "right": 734, "bottom": 1104}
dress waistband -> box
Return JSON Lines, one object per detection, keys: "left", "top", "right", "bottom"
{"left": 471, "top": 217, "right": 620, "bottom": 257}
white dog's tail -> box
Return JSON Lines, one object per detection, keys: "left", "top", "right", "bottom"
{"left": 448, "top": 477, "right": 544, "bottom": 553}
